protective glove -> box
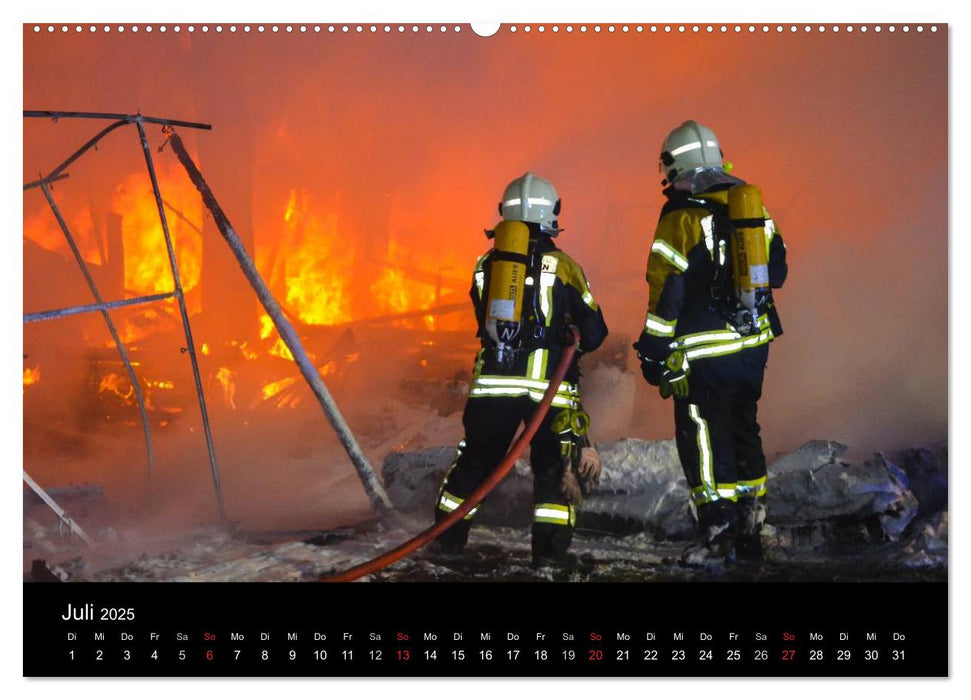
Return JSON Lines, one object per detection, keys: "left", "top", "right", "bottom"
{"left": 659, "top": 350, "right": 690, "bottom": 400}
{"left": 577, "top": 446, "right": 601, "bottom": 489}
{"left": 560, "top": 466, "right": 585, "bottom": 506}
{"left": 634, "top": 346, "right": 664, "bottom": 386}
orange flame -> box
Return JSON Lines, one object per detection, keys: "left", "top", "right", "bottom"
{"left": 23, "top": 366, "right": 41, "bottom": 390}
{"left": 99, "top": 372, "right": 135, "bottom": 403}
{"left": 215, "top": 367, "right": 237, "bottom": 410}
{"left": 261, "top": 376, "right": 297, "bottom": 402}
{"left": 110, "top": 165, "right": 203, "bottom": 342}
{"left": 268, "top": 189, "right": 353, "bottom": 326}
{"left": 269, "top": 337, "right": 295, "bottom": 361}
{"left": 370, "top": 239, "right": 437, "bottom": 329}
{"left": 23, "top": 205, "right": 100, "bottom": 264}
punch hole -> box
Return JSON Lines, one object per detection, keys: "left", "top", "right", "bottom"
{"left": 524, "top": 26, "right": 531, "bottom": 33}
{"left": 131, "top": 26, "right": 138, "bottom": 33}
{"left": 469, "top": 22, "right": 502, "bottom": 36}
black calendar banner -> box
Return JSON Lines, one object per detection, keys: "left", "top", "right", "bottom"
{"left": 24, "top": 582, "right": 947, "bottom": 677}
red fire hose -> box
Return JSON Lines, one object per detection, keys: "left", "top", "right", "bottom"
{"left": 321, "top": 327, "right": 580, "bottom": 582}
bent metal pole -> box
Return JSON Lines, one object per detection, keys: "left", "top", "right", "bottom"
{"left": 39, "top": 182, "right": 155, "bottom": 488}
{"left": 164, "top": 128, "right": 393, "bottom": 512}
{"left": 321, "top": 328, "right": 580, "bottom": 582}
{"left": 135, "top": 121, "right": 226, "bottom": 523}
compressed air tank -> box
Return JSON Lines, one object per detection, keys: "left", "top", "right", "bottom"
{"left": 485, "top": 220, "right": 530, "bottom": 363}
{"left": 727, "top": 184, "right": 769, "bottom": 333}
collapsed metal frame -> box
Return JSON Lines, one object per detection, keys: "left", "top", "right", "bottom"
{"left": 23, "top": 111, "right": 392, "bottom": 540}
{"left": 24, "top": 111, "right": 225, "bottom": 526}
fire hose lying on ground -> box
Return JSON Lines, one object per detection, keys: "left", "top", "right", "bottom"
{"left": 321, "top": 327, "right": 580, "bottom": 582}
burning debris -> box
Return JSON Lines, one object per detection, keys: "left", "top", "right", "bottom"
{"left": 24, "top": 111, "right": 474, "bottom": 537}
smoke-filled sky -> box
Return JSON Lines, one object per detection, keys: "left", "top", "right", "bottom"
{"left": 22, "top": 25, "right": 946, "bottom": 470}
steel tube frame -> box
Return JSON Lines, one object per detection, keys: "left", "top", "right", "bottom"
{"left": 24, "top": 291, "right": 176, "bottom": 324}
{"left": 134, "top": 120, "right": 226, "bottom": 522}
{"left": 38, "top": 182, "right": 155, "bottom": 486}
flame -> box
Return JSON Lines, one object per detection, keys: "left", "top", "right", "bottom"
{"left": 370, "top": 239, "right": 437, "bottom": 329}
{"left": 215, "top": 367, "right": 237, "bottom": 410}
{"left": 99, "top": 372, "right": 135, "bottom": 403}
{"left": 23, "top": 366, "right": 41, "bottom": 390}
{"left": 23, "top": 205, "right": 100, "bottom": 264}
{"left": 269, "top": 337, "right": 295, "bottom": 361}
{"left": 110, "top": 164, "right": 203, "bottom": 342}
{"left": 259, "top": 313, "right": 275, "bottom": 340}
{"left": 268, "top": 189, "right": 353, "bottom": 326}
{"left": 261, "top": 376, "right": 297, "bottom": 401}
{"left": 230, "top": 340, "right": 259, "bottom": 361}
{"left": 201, "top": 342, "right": 210, "bottom": 356}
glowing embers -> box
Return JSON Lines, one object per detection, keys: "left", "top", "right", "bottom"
{"left": 23, "top": 366, "right": 41, "bottom": 391}
{"left": 270, "top": 189, "right": 353, "bottom": 326}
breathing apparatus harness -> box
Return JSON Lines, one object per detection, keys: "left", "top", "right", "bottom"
{"left": 483, "top": 221, "right": 560, "bottom": 370}
{"left": 685, "top": 183, "right": 771, "bottom": 337}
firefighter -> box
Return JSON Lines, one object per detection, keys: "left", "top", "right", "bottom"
{"left": 433, "top": 172, "right": 609, "bottom": 568}
{"left": 634, "top": 121, "right": 788, "bottom": 563}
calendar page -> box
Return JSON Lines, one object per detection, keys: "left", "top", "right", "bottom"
{"left": 20, "top": 11, "right": 948, "bottom": 680}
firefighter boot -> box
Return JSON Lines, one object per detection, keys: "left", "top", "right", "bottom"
{"left": 734, "top": 496, "right": 766, "bottom": 562}
{"left": 429, "top": 510, "right": 473, "bottom": 556}
{"left": 681, "top": 499, "right": 739, "bottom": 566}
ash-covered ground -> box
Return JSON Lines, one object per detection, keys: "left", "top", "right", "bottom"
{"left": 25, "top": 433, "right": 947, "bottom": 584}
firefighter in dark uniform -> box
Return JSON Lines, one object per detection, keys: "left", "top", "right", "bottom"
{"left": 634, "top": 121, "right": 788, "bottom": 563}
{"left": 434, "top": 172, "right": 609, "bottom": 568}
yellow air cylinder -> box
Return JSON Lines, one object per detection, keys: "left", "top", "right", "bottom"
{"left": 485, "top": 220, "right": 530, "bottom": 356}
{"left": 727, "top": 184, "right": 769, "bottom": 331}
